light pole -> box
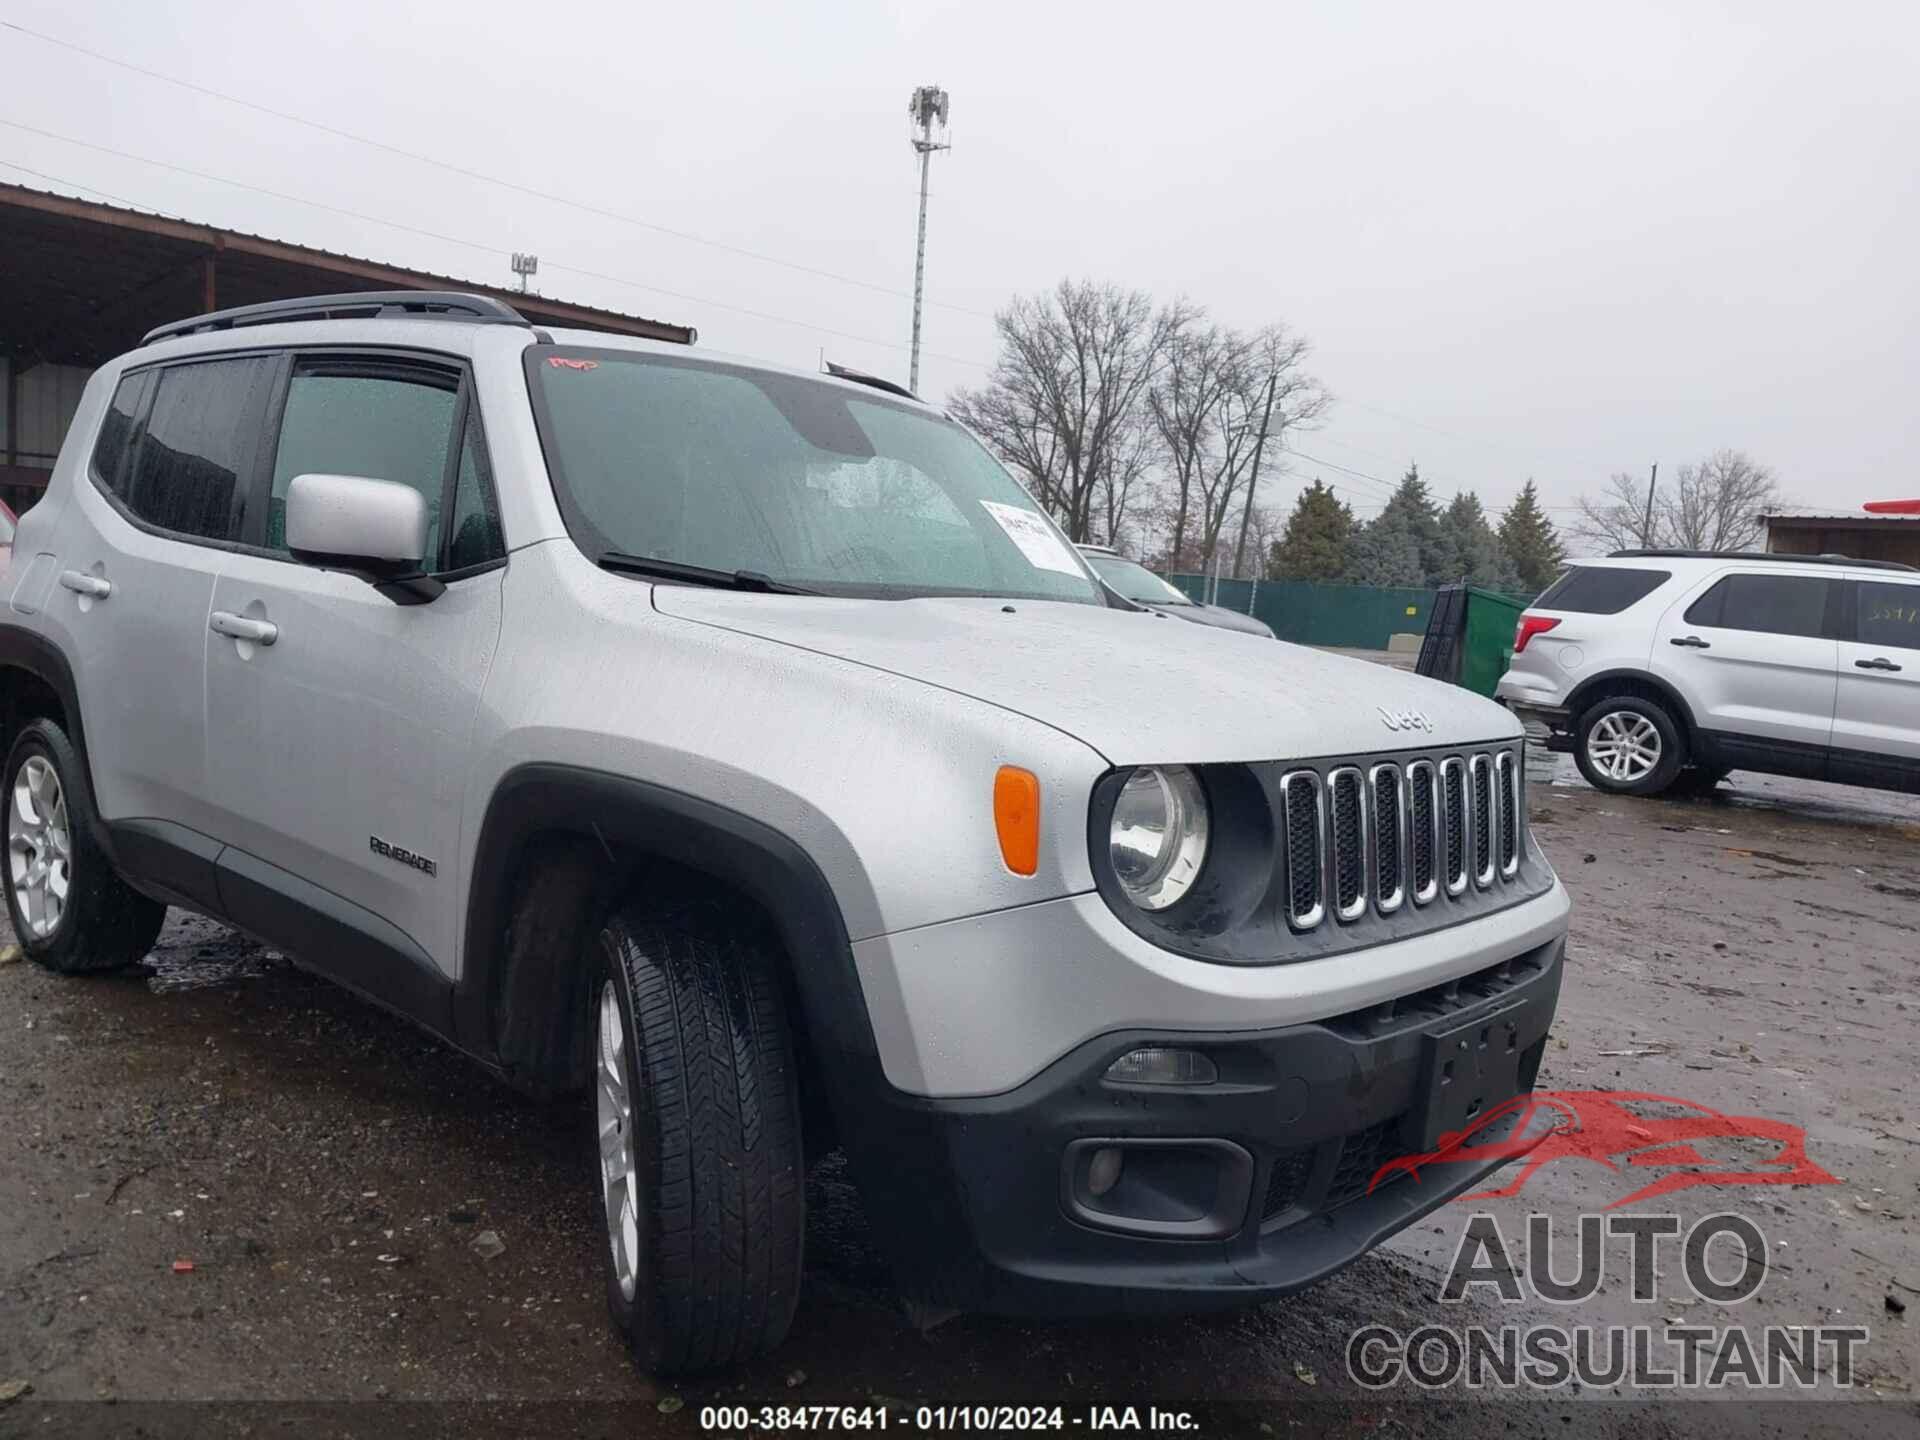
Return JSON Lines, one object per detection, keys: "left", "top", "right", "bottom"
{"left": 906, "top": 85, "right": 951, "bottom": 394}
{"left": 510, "top": 253, "right": 539, "bottom": 294}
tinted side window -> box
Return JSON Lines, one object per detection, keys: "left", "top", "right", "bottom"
{"left": 1533, "top": 566, "right": 1670, "bottom": 614}
{"left": 1856, "top": 581, "right": 1920, "bottom": 652}
{"left": 1683, "top": 573, "right": 1830, "bottom": 638}
{"left": 444, "top": 412, "right": 506, "bottom": 571}
{"left": 267, "top": 365, "right": 459, "bottom": 557}
{"left": 122, "top": 357, "right": 275, "bottom": 542}
{"left": 90, "top": 370, "right": 154, "bottom": 501}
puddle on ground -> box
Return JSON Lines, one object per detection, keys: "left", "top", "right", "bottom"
{"left": 142, "top": 925, "right": 290, "bottom": 993}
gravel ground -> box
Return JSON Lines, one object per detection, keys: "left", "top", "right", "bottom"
{"left": 1, "top": 761, "right": 1917, "bottom": 1438}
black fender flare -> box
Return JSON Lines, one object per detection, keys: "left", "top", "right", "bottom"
{"left": 0, "top": 623, "right": 110, "bottom": 849}
{"left": 454, "top": 763, "right": 881, "bottom": 1083}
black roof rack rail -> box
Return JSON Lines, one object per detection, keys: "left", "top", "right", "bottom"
{"left": 142, "top": 291, "right": 531, "bottom": 346}
{"left": 1606, "top": 548, "right": 1917, "bottom": 573}
{"left": 823, "top": 360, "right": 918, "bottom": 401}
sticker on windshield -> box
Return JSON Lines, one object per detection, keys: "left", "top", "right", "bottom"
{"left": 980, "top": 501, "right": 1083, "bottom": 577}
{"left": 546, "top": 356, "right": 599, "bottom": 372}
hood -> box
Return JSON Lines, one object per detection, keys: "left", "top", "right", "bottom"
{"left": 652, "top": 591, "right": 1520, "bottom": 766}
{"left": 1153, "top": 601, "right": 1275, "bottom": 638}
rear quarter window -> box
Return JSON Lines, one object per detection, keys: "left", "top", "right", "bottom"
{"left": 1532, "top": 566, "right": 1671, "bottom": 614}
{"left": 90, "top": 370, "right": 156, "bottom": 500}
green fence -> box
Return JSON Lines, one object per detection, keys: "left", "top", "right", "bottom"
{"left": 1163, "top": 575, "right": 1532, "bottom": 652}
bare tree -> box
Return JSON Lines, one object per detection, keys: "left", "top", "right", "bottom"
{"left": 1665, "top": 450, "right": 1782, "bottom": 551}
{"left": 949, "top": 280, "right": 1193, "bottom": 542}
{"left": 1572, "top": 451, "right": 1783, "bottom": 554}
{"left": 1147, "top": 323, "right": 1244, "bottom": 563}
{"left": 1236, "top": 500, "right": 1288, "bottom": 581}
{"left": 1571, "top": 472, "right": 1657, "bottom": 554}
{"left": 1148, "top": 322, "right": 1327, "bottom": 575}
{"left": 1092, "top": 424, "right": 1158, "bottom": 550}
{"left": 1227, "top": 324, "right": 1329, "bottom": 576}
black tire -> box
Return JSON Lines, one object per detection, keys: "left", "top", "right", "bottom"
{"left": 590, "top": 900, "right": 804, "bottom": 1374}
{"left": 2, "top": 719, "right": 166, "bottom": 973}
{"left": 1572, "top": 695, "right": 1688, "bottom": 797}
{"left": 1670, "top": 766, "right": 1731, "bottom": 797}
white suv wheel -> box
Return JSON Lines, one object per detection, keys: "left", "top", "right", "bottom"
{"left": 8, "top": 755, "right": 72, "bottom": 940}
{"left": 1586, "top": 709, "right": 1662, "bottom": 783}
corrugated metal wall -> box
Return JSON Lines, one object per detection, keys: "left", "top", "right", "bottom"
{"left": 2, "top": 359, "right": 91, "bottom": 468}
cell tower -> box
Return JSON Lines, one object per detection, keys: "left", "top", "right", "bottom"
{"left": 906, "top": 86, "right": 951, "bottom": 394}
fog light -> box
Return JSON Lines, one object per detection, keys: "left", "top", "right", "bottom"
{"left": 1104, "top": 1047, "right": 1218, "bottom": 1086}
{"left": 1086, "top": 1146, "right": 1124, "bottom": 1198}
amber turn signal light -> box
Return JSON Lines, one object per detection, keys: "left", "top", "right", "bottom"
{"left": 994, "top": 766, "right": 1041, "bottom": 876}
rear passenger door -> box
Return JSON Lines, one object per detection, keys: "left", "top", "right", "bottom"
{"left": 1651, "top": 569, "right": 1839, "bottom": 774}
{"left": 1831, "top": 575, "right": 1920, "bottom": 792}
{"left": 201, "top": 354, "right": 506, "bottom": 1006}
{"left": 59, "top": 356, "right": 277, "bottom": 908}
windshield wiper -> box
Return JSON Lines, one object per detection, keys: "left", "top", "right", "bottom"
{"left": 597, "top": 552, "right": 820, "bottom": 595}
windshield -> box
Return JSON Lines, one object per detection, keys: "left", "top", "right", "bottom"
{"left": 1084, "top": 552, "right": 1191, "bottom": 605}
{"left": 525, "top": 349, "right": 1103, "bottom": 604}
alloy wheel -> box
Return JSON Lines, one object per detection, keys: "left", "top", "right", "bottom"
{"left": 1586, "top": 710, "right": 1662, "bottom": 784}
{"left": 596, "top": 979, "right": 641, "bottom": 1302}
{"left": 8, "top": 756, "right": 71, "bottom": 940}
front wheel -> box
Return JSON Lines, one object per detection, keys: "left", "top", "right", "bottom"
{"left": 1573, "top": 697, "right": 1687, "bottom": 797}
{"left": 591, "top": 901, "right": 805, "bottom": 1374}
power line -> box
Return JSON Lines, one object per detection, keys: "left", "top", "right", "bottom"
{"left": 0, "top": 121, "right": 990, "bottom": 371}
{"left": 0, "top": 18, "right": 998, "bottom": 324}
{"left": 1280, "top": 444, "right": 1400, "bottom": 500}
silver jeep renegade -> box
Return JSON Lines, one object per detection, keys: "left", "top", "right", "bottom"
{"left": 0, "top": 292, "right": 1569, "bottom": 1375}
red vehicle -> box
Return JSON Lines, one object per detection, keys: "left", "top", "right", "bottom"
{"left": 1371, "top": 1090, "right": 1838, "bottom": 1208}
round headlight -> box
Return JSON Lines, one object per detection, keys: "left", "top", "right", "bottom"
{"left": 1109, "top": 765, "right": 1210, "bottom": 911}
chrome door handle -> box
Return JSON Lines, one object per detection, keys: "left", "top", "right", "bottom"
{"left": 1668, "top": 636, "right": 1710, "bottom": 649}
{"left": 209, "top": 611, "right": 278, "bottom": 646}
{"left": 1855, "top": 657, "right": 1903, "bottom": 672}
{"left": 58, "top": 570, "right": 112, "bottom": 599}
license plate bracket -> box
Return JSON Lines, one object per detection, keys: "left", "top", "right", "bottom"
{"left": 1408, "top": 1000, "right": 1529, "bottom": 1152}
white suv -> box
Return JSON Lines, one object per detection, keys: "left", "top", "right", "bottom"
{"left": 0, "top": 291, "right": 1569, "bottom": 1375}
{"left": 1498, "top": 549, "right": 1920, "bottom": 797}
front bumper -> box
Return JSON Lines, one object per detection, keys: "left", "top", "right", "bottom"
{"left": 834, "top": 934, "right": 1565, "bottom": 1315}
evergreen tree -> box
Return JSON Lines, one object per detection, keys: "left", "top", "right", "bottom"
{"left": 1267, "top": 480, "right": 1355, "bottom": 580}
{"left": 1342, "top": 507, "right": 1426, "bottom": 586}
{"left": 1498, "top": 479, "right": 1568, "bottom": 595}
{"left": 1435, "top": 491, "right": 1524, "bottom": 591}
{"left": 1371, "top": 464, "right": 1448, "bottom": 585}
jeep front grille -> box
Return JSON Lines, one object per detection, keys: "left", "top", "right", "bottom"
{"left": 1441, "top": 758, "right": 1469, "bottom": 896}
{"left": 1469, "top": 754, "right": 1495, "bottom": 888}
{"left": 1406, "top": 760, "right": 1437, "bottom": 903}
{"left": 1496, "top": 751, "right": 1520, "bottom": 876}
{"left": 1279, "top": 744, "right": 1523, "bottom": 933}
{"left": 1328, "top": 768, "right": 1367, "bottom": 921}
{"left": 1281, "top": 771, "right": 1325, "bottom": 929}
{"left": 1369, "top": 764, "right": 1405, "bottom": 913}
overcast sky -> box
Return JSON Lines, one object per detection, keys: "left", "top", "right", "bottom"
{"left": 4, "top": 1, "right": 1917, "bottom": 524}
